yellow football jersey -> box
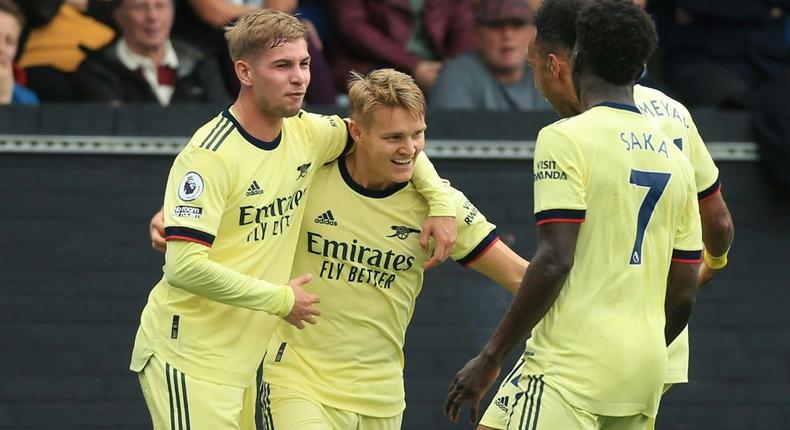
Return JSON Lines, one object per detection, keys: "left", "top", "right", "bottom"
{"left": 635, "top": 84, "right": 721, "bottom": 384}
{"left": 130, "top": 108, "right": 348, "bottom": 387}
{"left": 525, "top": 102, "right": 703, "bottom": 417}
{"left": 262, "top": 157, "right": 497, "bottom": 417}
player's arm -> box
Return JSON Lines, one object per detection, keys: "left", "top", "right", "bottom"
{"left": 698, "top": 191, "right": 734, "bottom": 285}
{"left": 666, "top": 172, "right": 704, "bottom": 344}
{"left": 688, "top": 120, "right": 735, "bottom": 285}
{"left": 150, "top": 206, "right": 320, "bottom": 329}
{"left": 445, "top": 222, "right": 579, "bottom": 424}
{"left": 446, "top": 125, "right": 584, "bottom": 424}
{"left": 665, "top": 259, "right": 699, "bottom": 345}
{"left": 411, "top": 153, "right": 458, "bottom": 269}
{"left": 467, "top": 241, "right": 528, "bottom": 295}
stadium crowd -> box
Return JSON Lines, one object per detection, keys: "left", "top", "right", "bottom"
{"left": 3, "top": 0, "right": 789, "bottom": 111}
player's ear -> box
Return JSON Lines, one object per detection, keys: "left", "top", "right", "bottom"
{"left": 348, "top": 118, "right": 364, "bottom": 144}
{"left": 547, "top": 53, "right": 561, "bottom": 78}
{"left": 235, "top": 59, "right": 253, "bottom": 87}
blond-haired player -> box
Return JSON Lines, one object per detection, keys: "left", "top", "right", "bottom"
{"left": 133, "top": 10, "right": 456, "bottom": 429}
{"left": 258, "top": 68, "right": 530, "bottom": 429}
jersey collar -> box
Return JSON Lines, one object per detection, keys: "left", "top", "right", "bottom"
{"left": 593, "top": 101, "right": 642, "bottom": 115}
{"left": 221, "top": 108, "right": 281, "bottom": 150}
{"left": 338, "top": 157, "right": 408, "bottom": 199}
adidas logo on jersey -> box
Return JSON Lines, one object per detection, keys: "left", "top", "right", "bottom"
{"left": 314, "top": 210, "right": 337, "bottom": 226}
{"left": 494, "top": 396, "right": 509, "bottom": 412}
{"left": 246, "top": 180, "right": 264, "bottom": 196}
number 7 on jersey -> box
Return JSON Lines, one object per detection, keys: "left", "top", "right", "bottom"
{"left": 629, "top": 170, "right": 672, "bottom": 265}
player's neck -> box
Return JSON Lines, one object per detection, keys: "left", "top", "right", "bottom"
{"left": 230, "top": 94, "right": 283, "bottom": 142}
{"left": 344, "top": 153, "right": 397, "bottom": 191}
{"left": 577, "top": 74, "right": 635, "bottom": 111}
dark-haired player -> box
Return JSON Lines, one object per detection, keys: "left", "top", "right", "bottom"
{"left": 475, "top": 0, "right": 734, "bottom": 428}
{"left": 445, "top": 1, "right": 703, "bottom": 429}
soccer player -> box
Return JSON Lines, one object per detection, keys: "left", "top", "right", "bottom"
{"left": 256, "top": 68, "right": 530, "bottom": 429}
{"left": 445, "top": 1, "right": 703, "bottom": 429}
{"left": 132, "top": 10, "right": 457, "bottom": 430}
{"left": 474, "top": 1, "right": 735, "bottom": 428}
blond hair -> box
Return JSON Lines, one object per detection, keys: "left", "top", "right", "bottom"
{"left": 348, "top": 69, "right": 426, "bottom": 127}
{"left": 225, "top": 9, "right": 306, "bottom": 62}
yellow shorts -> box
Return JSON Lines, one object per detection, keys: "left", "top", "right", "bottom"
{"left": 505, "top": 374, "right": 649, "bottom": 430}
{"left": 137, "top": 353, "right": 257, "bottom": 430}
{"left": 644, "top": 384, "right": 674, "bottom": 430}
{"left": 479, "top": 358, "right": 525, "bottom": 429}
{"left": 261, "top": 382, "right": 402, "bottom": 430}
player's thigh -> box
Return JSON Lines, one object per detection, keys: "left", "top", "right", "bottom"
{"left": 645, "top": 383, "right": 674, "bottom": 430}
{"left": 357, "top": 412, "right": 403, "bottom": 430}
{"left": 599, "top": 414, "right": 650, "bottom": 430}
{"left": 479, "top": 358, "right": 526, "bottom": 430}
{"left": 506, "top": 375, "right": 596, "bottom": 430}
{"left": 138, "top": 354, "right": 248, "bottom": 430}
{"left": 262, "top": 382, "right": 339, "bottom": 430}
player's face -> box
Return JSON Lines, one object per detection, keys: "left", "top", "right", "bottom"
{"left": 526, "top": 36, "right": 581, "bottom": 118}
{"left": 355, "top": 106, "right": 426, "bottom": 188}
{"left": 475, "top": 20, "right": 534, "bottom": 74}
{"left": 0, "top": 11, "right": 20, "bottom": 71}
{"left": 245, "top": 38, "right": 311, "bottom": 118}
{"left": 115, "top": 0, "right": 174, "bottom": 52}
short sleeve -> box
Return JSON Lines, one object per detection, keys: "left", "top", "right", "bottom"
{"left": 448, "top": 188, "right": 498, "bottom": 265}
{"left": 302, "top": 112, "right": 350, "bottom": 163}
{"left": 533, "top": 126, "right": 587, "bottom": 225}
{"left": 163, "top": 146, "right": 231, "bottom": 247}
{"left": 672, "top": 173, "right": 703, "bottom": 263}
{"left": 687, "top": 120, "right": 721, "bottom": 201}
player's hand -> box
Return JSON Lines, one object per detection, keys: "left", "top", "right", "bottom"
{"left": 698, "top": 261, "right": 720, "bottom": 286}
{"left": 150, "top": 208, "right": 166, "bottom": 253}
{"left": 420, "top": 216, "right": 457, "bottom": 269}
{"left": 284, "top": 274, "right": 321, "bottom": 329}
{"left": 444, "top": 353, "right": 500, "bottom": 424}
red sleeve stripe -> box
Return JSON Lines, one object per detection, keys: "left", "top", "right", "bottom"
{"left": 458, "top": 231, "right": 500, "bottom": 266}
{"left": 164, "top": 226, "right": 215, "bottom": 247}
{"left": 698, "top": 179, "right": 721, "bottom": 202}
{"left": 672, "top": 249, "right": 702, "bottom": 263}
{"left": 535, "top": 209, "right": 586, "bottom": 226}
{"left": 536, "top": 218, "right": 585, "bottom": 226}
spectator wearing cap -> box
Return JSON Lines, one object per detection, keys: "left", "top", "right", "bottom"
{"left": 0, "top": 0, "right": 38, "bottom": 104}
{"left": 430, "top": 0, "right": 551, "bottom": 111}
{"left": 72, "top": 0, "right": 229, "bottom": 105}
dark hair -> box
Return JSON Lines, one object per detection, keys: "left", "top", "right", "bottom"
{"left": 533, "top": 0, "right": 586, "bottom": 54}
{"left": 575, "top": 0, "right": 657, "bottom": 85}
{"left": 0, "top": 0, "right": 25, "bottom": 30}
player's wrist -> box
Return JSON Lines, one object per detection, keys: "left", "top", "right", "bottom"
{"left": 278, "top": 284, "right": 296, "bottom": 317}
{"left": 703, "top": 247, "right": 729, "bottom": 270}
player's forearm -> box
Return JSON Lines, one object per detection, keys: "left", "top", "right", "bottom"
{"left": 164, "top": 240, "right": 295, "bottom": 316}
{"left": 411, "top": 152, "right": 454, "bottom": 217}
{"left": 480, "top": 251, "right": 570, "bottom": 363}
{"left": 665, "top": 261, "right": 699, "bottom": 344}
{"left": 700, "top": 195, "right": 734, "bottom": 257}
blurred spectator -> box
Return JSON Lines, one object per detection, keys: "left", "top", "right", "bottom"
{"left": 329, "top": 0, "right": 474, "bottom": 91}
{"left": 173, "top": 0, "right": 336, "bottom": 104}
{"left": 430, "top": 0, "right": 551, "bottom": 111}
{"left": 15, "top": 0, "right": 115, "bottom": 101}
{"left": 0, "top": 0, "right": 38, "bottom": 104}
{"left": 650, "top": 0, "right": 790, "bottom": 108}
{"left": 72, "top": 0, "right": 229, "bottom": 105}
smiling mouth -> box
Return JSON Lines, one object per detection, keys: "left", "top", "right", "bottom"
{"left": 392, "top": 159, "right": 412, "bottom": 166}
